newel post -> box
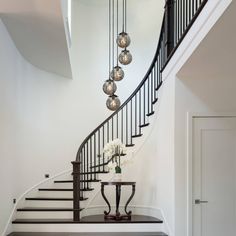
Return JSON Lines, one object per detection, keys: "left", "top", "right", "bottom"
{"left": 166, "top": 0, "right": 175, "bottom": 57}
{"left": 72, "top": 161, "right": 80, "bottom": 221}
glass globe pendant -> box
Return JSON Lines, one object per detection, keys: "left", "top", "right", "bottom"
{"left": 102, "top": 79, "right": 117, "bottom": 96}
{"left": 119, "top": 49, "right": 132, "bottom": 65}
{"left": 110, "top": 66, "right": 124, "bottom": 81}
{"left": 106, "top": 94, "right": 121, "bottom": 111}
{"left": 117, "top": 32, "right": 131, "bottom": 48}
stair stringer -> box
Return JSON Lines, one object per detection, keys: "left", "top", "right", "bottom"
{"left": 3, "top": 168, "right": 73, "bottom": 235}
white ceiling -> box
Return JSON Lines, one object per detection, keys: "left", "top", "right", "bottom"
{"left": 0, "top": 0, "right": 72, "bottom": 78}
{"left": 178, "top": 0, "right": 236, "bottom": 81}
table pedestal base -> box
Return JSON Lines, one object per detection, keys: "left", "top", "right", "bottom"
{"left": 104, "top": 213, "right": 131, "bottom": 221}
{"left": 101, "top": 181, "right": 136, "bottom": 222}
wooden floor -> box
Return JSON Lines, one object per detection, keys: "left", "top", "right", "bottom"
{"left": 8, "top": 233, "right": 167, "bottom": 236}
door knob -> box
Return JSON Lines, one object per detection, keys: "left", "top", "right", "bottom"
{"left": 195, "top": 199, "right": 208, "bottom": 204}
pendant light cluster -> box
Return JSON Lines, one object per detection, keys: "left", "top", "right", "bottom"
{"left": 103, "top": 0, "right": 132, "bottom": 111}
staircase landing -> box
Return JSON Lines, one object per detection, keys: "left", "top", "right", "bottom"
{"left": 12, "top": 214, "right": 162, "bottom": 224}
{"left": 8, "top": 233, "right": 167, "bottom": 236}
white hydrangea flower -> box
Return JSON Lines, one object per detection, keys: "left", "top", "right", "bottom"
{"left": 102, "top": 138, "right": 131, "bottom": 172}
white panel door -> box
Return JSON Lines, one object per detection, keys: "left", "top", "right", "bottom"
{"left": 193, "top": 117, "right": 236, "bottom": 236}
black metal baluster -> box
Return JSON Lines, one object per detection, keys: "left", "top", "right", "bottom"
{"left": 192, "top": 0, "right": 194, "bottom": 18}
{"left": 86, "top": 142, "right": 89, "bottom": 189}
{"left": 112, "top": 117, "right": 114, "bottom": 140}
{"left": 189, "top": 0, "right": 191, "bottom": 24}
{"left": 98, "top": 129, "right": 101, "bottom": 172}
{"left": 185, "top": 0, "right": 189, "bottom": 28}
{"left": 151, "top": 71, "right": 154, "bottom": 112}
{"left": 93, "top": 133, "right": 97, "bottom": 179}
{"left": 135, "top": 94, "right": 137, "bottom": 135}
{"left": 174, "top": 0, "right": 176, "bottom": 46}
{"left": 143, "top": 83, "right": 146, "bottom": 124}
{"left": 148, "top": 77, "right": 150, "bottom": 114}
{"left": 80, "top": 151, "right": 83, "bottom": 198}
{"left": 83, "top": 147, "right": 86, "bottom": 190}
{"left": 195, "top": 0, "right": 197, "bottom": 15}
{"left": 130, "top": 99, "right": 133, "bottom": 143}
{"left": 126, "top": 105, "right": 128, "bottom": 145}
{"left": 157, "top": 56, "right": 160, "bottom": 88}
{"left": 107, "top": 121, "right": 109, "bottom": 143}
{"left": 159, "top": 49, "right": 163, "bottom": 83}
{"left": 161, "top": 38, "right": 165, "bottom": 68}
{"left": 176, "top": 0, "right": 179, "bottom": 42}
{"left": 183, "top": 0, "right": 185, "bottom": 32}
{"left": 121, "top": 109, "right": 124, "bottom": 142}
{"left": 102, "top": 125, "right": 105, "bottom": 171}
{"left": 116, "top": 113, "right": 119, "bottom": 138}
{"left": 139, "top": 90, "right": 141, "bottom": 132}
{"left": 180, "top": 0, "right": 182, "bottom": 37}
{"left": 90, "top": 138, "right": 92, "bottom": 180}
{"left": 154, "top": 62, "right": 157, "bottom": 97}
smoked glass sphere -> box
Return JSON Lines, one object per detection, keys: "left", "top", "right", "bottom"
{"left": 119, "top": 49, "right": 132, "bottom": 65}
{"left": 117, "top": 32, "right": 131, "bottom": 48}
{"left": 106, "top": 95, "right": 121, "bottom": 111}
{"left": 102, "top": 79, "right": 117, "bottom": 96}
{"left": 110, "top": 66, "right": 125, "bottom": 81}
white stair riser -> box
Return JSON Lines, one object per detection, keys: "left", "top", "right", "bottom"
{"left": 23, "top": 201, "right": 85, "bottom": 208}
{"left": 36, "top": 191, "right": 94, "bottom": 198}
{"left": 37, "top": 191, "right": 73, "bottom": 198}
{"left": 13, "top": 223, "right": 164, "bottom": 232}
{"left": 16, "top": 211, "right": 73, "bottom": 219}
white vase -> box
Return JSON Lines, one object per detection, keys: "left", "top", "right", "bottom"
{"left": 113, "top": 173, "right": 122, "bottom": 181}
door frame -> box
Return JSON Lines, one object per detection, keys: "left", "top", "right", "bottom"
{"left": 186, "top": 112, "right": 236, "bottom": 236}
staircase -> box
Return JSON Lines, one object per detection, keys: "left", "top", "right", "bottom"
{"left": 9, "top": 0, "right": 208, "bottom": 235}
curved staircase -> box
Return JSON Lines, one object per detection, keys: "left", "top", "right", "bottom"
{"left": 9, "top": 0, "right": 208, "bottom": 235}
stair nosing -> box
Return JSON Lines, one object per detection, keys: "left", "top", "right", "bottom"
{"left": 54, "top": 180, "right": 100, "bottom": 183}
{"left": 17, "top": 207, "right": 84, "bottom": 212}
{"left": 139, "top": 123, "right": 150, "bottom": 128}
{"left": 38, "top": 188, "right": 94, "bottom": 192}
{"left": 25, "top": 197, "right": 88, "bottom": 201}
{"left": 146, "top": 111, "right": 155, "bottom": 117}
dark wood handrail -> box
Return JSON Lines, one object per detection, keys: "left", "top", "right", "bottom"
{"left": 73, "top": 0, "right": 208, "bottom": 221}
{"left": 76, "top": 13, "right": 166, "bottom": 161}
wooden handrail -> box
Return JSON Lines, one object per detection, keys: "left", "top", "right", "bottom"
{"left": 72, "top": 0, "right": 208, "bottom": 221}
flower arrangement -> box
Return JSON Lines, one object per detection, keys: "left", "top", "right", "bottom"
{"left": 103, "top": 139, "right": 128, "bottom": 174}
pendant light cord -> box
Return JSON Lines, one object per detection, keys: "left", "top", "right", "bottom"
{"left": 112, "top": 0, "right": 115, "bottom": 71}
{"left": 108, "top": 0, "right": 111, "bottom": 78}
{"left": 125, "top": 0, "right": 127, "bottom": 32}
{"left": 122, "top": 0, "right": 125, "bottom": 32}
{"left": 116, "top": 0, "right": 119, "bottom": 66}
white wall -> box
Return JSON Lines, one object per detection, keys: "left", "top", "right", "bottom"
{"left": 0, "top": 0, "right": 164, "bottom": 234}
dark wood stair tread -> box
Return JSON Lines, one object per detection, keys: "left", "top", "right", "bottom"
{"left": 25, "top": 197, "right": 88, "bottom": 201}
{"left": 79, "top": 171, "right": 109, "bottom": 175}
{"left": 12, "top": 214, "right": 163, "bottom": 224}
{"left": 155, "top": 81, "right": 163, "bottom": 90}
{"left": 152, "top": 98, "right": 158, "bottom": 104}
{"left": 17, "top": 207, "right": 83, "bottom": 212}
{"left": 140, "top": 123, "right": 150, "bottom": 128}
{"left": 8, "top": 232, "right": 167, "bottom": 236}
{"left": 126, "top": 144, "right": 135, "bottom": 147}
{"left": 132, "top": 134, "right": 143, "bottom": 138}
{"left": 54, "top": 179, "right": 100, "bottom": 183}
{"left": 38, "top": 188, "right": 94, "bottom": 192}
{"left": 146, "top": 111, "right": 155, "bottom": 116}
